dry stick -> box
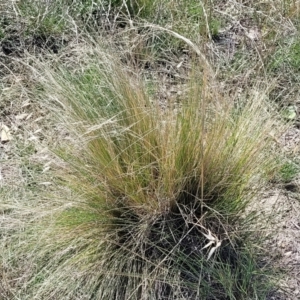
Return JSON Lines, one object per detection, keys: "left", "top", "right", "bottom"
{"left": 200, "top": 68, "right": 207, "bottom": 213}
{"left": 199, "top": 1, "right": 212, "bottom": 41}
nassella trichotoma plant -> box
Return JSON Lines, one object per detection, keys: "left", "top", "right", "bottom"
{"left": 10, "top": 42, "right": 283, "bottom": 299}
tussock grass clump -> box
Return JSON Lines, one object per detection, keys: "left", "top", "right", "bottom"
{"left": 9, "top": 42, "right": 283, "bottom": 299}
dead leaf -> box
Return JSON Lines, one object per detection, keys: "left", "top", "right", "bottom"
{"left": 15, "top": 113, "right": 29, "bottom": 120}
{"left": 207, "top": 241, "right": 222, "bottom": 261}
{"left": 246, "top": 28, "right": 260, "bottom": 41}
{"left": 21, "top": 100, "right": 31, "bottom": 107}
{"left": 26, "top": 112, "right": 33, "bottom": 120}
{"left": 202, "top": 230, "right": 216, "bottom": 241}
{"left": 201, "top": 229, "right": 222, "bottom": 260}
{"left": 201, "top": 240, "right": 215, "bottom": 250}
{"left": 0, "top": 125, "right": 12, "bottom": 142}
{"left": 176, "top": 61, "right": 183, "bottom": 69}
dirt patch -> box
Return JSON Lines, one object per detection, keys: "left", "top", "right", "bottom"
{"left": 260, "top": 189, "right": 300, "bottom": 300}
